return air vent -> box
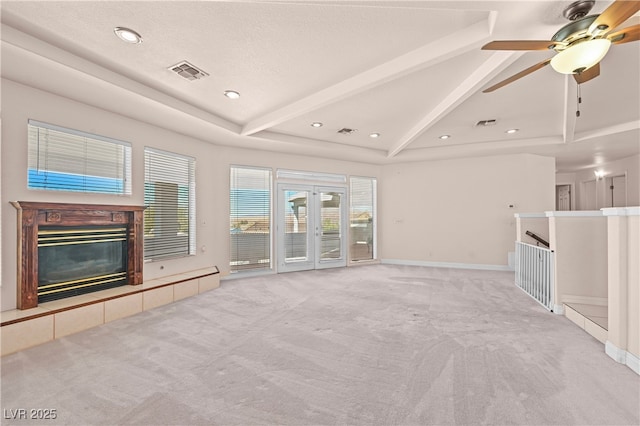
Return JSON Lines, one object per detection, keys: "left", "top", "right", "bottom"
{"left": 337, "top": 128, "right": 357, "bottom": 135}
{"left": 169, "top": 61, "right": 209, "bottom": 81}
{"left": 475, "top": 119, "right": 497, "bottom": 127}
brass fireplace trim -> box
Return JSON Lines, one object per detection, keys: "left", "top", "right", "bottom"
{"left": 38, "top": 237, "right": 127, "bottom": 247}
{"left": 38, "top": 227, "right": 128, "bottom": 247}
{"left": 38, "top": 272, "right": 128, "bottom": 296}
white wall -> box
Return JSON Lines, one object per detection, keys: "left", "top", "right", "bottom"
{"left": 571, "top": 155, "right": 640, "bottom": 210}
{"left": 379, "top": 154, "right": 556, "bottom": 268}
{"left": 548, "top": 213, "right": 608, "bottom": 305}
{"left": 1, "top": 79, "right": 380, "bottom": 311}
{"left": 515, "top": 214, "right": 549, "bottom": 245}
{"left": 604, "top": 208, "right": 640, "bottom": 370}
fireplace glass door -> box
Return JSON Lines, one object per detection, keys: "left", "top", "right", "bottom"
{"left": 38, "top": 226, "right": 128, "bottom": 303}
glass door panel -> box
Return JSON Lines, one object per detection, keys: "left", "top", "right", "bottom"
{"left": 315, "top": 187, "right": 346, "bottom": 269}
{"left": 277, "top": 184, "right": 315, "bottom": 272}
{"left": 284, "top": 189, "right": 309, "bottom": 262}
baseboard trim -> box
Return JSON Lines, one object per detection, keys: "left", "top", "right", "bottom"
{"left": 605, "top": 341, "right": 640, "bottom": 375}
{"left": 628, "top": 352, "right": 640, "bottom": 375}
{"left": 381, "top": 259, "right": 513, "bottom": 272}
{"left": 223, "top": 269, "right": 276, "bottom": 281}
{"left": 553, "top": 304, "right": 565, "bottom": 315}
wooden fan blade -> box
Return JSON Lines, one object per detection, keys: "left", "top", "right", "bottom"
{"left": 574, "top": 63, "right": 601, "bottom": 84}
{"left": 482, "top": 40, "right": 559, "bottom": 51}
{"left": 588, "top": 0, "right": 640, "bottom": 35}
{"left": 483, "top": 59, "right": 551, "bottom": 93}
{"left": 608, "top": 24, "right": 640, "bottom": 44}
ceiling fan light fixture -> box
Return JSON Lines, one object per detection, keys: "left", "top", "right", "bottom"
{"left": 562, "top": 0, "right": 595, "bottom": 21}
{"left": 550, "top": 38, "right": 611, "bottom": 74}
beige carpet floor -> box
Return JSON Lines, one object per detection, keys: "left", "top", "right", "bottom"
{"left": 1, "top": 264, "right": 639, "bottom": 425}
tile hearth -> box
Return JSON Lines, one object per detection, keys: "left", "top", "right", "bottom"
{"left": 1, "top": 267, "right": 220, "bottom": 356}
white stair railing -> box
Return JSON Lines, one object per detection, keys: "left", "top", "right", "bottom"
{"left": 515, "top": 241, "right": 555, "bottom": 311}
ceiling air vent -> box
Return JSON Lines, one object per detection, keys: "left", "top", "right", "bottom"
{"left": 337, "top": 128, "right": 357, "bottom": 135}
{"left": 475, "top": 119, "right": 497, "bottom": 127}
{"left": 169, "top": 61, "right": 209, "bottom": 81}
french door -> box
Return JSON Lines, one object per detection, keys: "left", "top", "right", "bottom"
{"left": 276, "top": 184, "right": 347, "bottom": 272}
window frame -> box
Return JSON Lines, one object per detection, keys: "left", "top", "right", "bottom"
{"left": 349, "top": 175, "right": 377, "bottom": 262}
{"left": 143, "top": 147, "right": 196, "bottom": 261}
{"left": 27, "top": 119, "right": 132, "bottom": 195}
{"left": 230, "top": 165, "right": 273, "bottom": 274}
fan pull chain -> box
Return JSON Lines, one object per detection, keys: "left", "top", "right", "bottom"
{"left": 576, "top": 84, "right": 582, "bottom": 118}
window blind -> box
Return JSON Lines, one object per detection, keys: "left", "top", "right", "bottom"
{"left": 144, "top": 147, "right": 196, "bottom": 260}
{"left": 230, "top": 166, "right": 272, "bottom": 272}
{"left": 27, "top": 120, "right": 131, "bottom": 195}
{"left": 349, "top": 176, "right": 376, "bottom": 261}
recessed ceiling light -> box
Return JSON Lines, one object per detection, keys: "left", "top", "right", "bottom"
{"left": 311, "top": 122, "right": 323, "bottom": 128}
{"left": 224, "top": 90, "right": 240, "bottom": 99}
{"left": 506, "top": 129, "right": 519, "bottom": 134}
{"left": 114, "top": 27, "right": 143, "bottom": 44}
{"left": 439, "top": 135, "right": 451, "bottom": 140}
{"left": 369, "top": 133, "right": 380, "bottom": 138}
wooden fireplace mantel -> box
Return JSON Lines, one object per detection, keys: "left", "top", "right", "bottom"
{"left": 11, "top": 201, "right": 146, "bottom": 310}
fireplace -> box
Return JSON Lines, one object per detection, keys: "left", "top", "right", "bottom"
{"left": 12, "top": 202, "right": 145, "bottom": 309}
{"left": 38, "top": 225, "right": 128, "bottom": 302}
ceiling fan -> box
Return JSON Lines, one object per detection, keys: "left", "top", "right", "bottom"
{"left": 482, "top": 0, "right": 640, "bottom": 92}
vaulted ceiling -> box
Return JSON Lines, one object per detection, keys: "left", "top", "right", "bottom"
{"left": 2, "top": 1, "right": 639, "bottom": 172}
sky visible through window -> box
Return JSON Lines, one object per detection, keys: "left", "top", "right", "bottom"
{"left": 28, "top": 169, "right": 125, "bottom": 194}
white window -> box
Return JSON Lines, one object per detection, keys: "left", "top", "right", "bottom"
{"left": 144, "top": 148, "right": 196, "bottom": 260}
{"left": 350, "top": 176, "right": 376, "bottom": 261}
{"left": 230, "top": 166, "right": 272, "bottom": 272}
{"left": 27, "top": 120, "right": 131, "bottom": 195}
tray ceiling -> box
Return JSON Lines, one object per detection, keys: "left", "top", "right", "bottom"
{"left": 1, "top": 1, "right": 638, "bottom": 171}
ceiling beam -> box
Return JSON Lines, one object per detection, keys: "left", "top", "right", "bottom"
{"left": 252, "top": 130, "right": 388, "bottom": 163}
{"left": 392, "top": 135, "right": 563, "bottom": 162}
{"left": 386, "top": 50, "right": 524, "bottom": 158}
{"left": 240, "top": 17, "right": 495, "bottom": 136}
{"left": 573, "top": 120, "right": 640, "bottom": 142}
